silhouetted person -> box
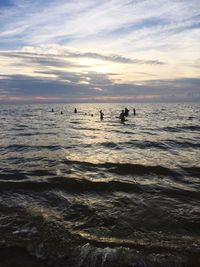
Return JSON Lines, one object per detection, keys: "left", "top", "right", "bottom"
{"left": 61, "top": 111, "right": 63, "bottom": 115}
{"left": 100, "top": 110, "right": 104, "bottom": 120}
{"left": 133, "top": 108, "right": 136, "bottom": 116}
{"left": 124, "top": 107, "right": 129, "bottom": 117}
{"left": 74, "top": 108, "right": 77, "bottom": 113}
{"left": 120, "top": 110, "right": 125, "bottom": 123}
{"left": 51, "top": 108, "right": 54, "bottom": 112}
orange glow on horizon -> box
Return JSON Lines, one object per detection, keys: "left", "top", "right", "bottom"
{"left": 77, "top": 94, "right": 161, "bottom": 100}
{"left": 0, "top": 95, "right": 62, "bottom": 101}
{"left": 0, "top": 94, "right": 161, "bottom": 102}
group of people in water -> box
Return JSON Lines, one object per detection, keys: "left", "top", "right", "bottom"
{"left": 119, "top": 108, "right": 136, "bottom": 122}
{"left": 51, "top": 107, "right": 136, "bottom": 123}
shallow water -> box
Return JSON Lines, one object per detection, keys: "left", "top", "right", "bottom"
{"left": 0, "top": 103, "right": 200, "bottom": 267}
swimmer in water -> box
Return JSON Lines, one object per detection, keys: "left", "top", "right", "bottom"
{"left": 120, "top": 110, "right": 125, "bottom": 123}
{"left": 100, "top": 110, "right": 104, "bottom": 120}
{"left": 124, "top": 107, "right": 129, "bottom": 117}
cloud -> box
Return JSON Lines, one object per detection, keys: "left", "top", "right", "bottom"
{"left": 0, "top": 0, "right": 199, "bottom": 102}
{"left": 0, "top": 72, "right": 199, "bottom": 103}
{"left": 0, "top": 50, "right": 77, "bottom": 68}
{"left": 0, "top": 74, "right": 88, "bottom": 98}
{"left": 65, "top": 51, "right": 165, "bottom": 65}
{"left": 0, "top": 0, "right": 199, "bottom": 48}
{"left": 0, "top": 49, "right": 166, "bottom": 66}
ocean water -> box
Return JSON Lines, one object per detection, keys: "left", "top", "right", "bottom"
{"left": 0, "top": 103, "right": 200, "bottom": 267}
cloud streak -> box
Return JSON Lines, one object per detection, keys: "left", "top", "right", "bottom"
{"left": 0, "top": 49, "right": 166, "bottom": 66}
{"left": 0, "top": 0, "right": 199, "bottom": 47}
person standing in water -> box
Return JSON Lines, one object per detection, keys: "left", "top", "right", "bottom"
{"left": 74, "top": 108, "right": 77, "bottom": 113}
{"left": 120, "top": 110, "right": 125, "bottom": 123}
{"left": 124, "top": 107, "right": 129, "bottom": 117}
{"left": 133, "top": 108, "right": 136, "bottom": 116}
{"left": 100, "top": 110, "right": 104, "bottom": 120}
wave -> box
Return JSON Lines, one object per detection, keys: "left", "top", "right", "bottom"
{"left": 0, "top": 171, "right": 28, "bottom": 180}
{"left": 64, "top": 159, "right": 200, "bottom": 181}
{"left": 0, "top": 176, "right": 141, "bottom": 193}
{"left": 73, "top": 127, "right": 101, "bottom": 131}
{"left": 101, "top": 140, "right": 170, "bottom": 150}
{"left": 182, "top": 167, "right": 200, "bottom": 178}
{"left": 177, "top": 125, "right": 200, "bottom": 131}
{"left": 64, "top": 159, "right": 180, "bottom": 177}
{"left": 1, "top": 217, "right": 199, "bottom": 267}
{"left": 165, "top": 140, "right": 200, "bottom": 149}
{"left": 0, "top": 169, "right": 54, "bottom": 181}
{"left": 72, "top": 229, "right": 199, "bottom": 255}
{"left": 0, "top": 173, "right": 199, "bottom": 200}
{"left": 70, "top": 121, "right": 81, "bottom": 124}
{"left": 158, "top": 125, "right": 200, "bottom": 132}
{"left": 15, "top": 131, "right": 57, "bottom": 136}
{"left": 2, "top": 144, "right": 61, "bottom": 152}
{"left": 97, "top": 140, "right": 200, "bottom": 150}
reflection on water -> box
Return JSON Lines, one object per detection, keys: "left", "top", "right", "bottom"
{"left": 0, "top": 103, "right": 200, "bottom": 266}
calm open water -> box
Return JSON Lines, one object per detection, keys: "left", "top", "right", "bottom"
{"left": 0, "top": 103, "right": 200, "bottom": 267}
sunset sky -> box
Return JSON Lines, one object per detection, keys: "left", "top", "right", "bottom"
{"left": 0, "top": 0, "right": 199, "bottom": 103}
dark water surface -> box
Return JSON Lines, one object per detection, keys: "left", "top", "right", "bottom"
{"left": 0, "top": 103, "right": 200, "bottom": 267}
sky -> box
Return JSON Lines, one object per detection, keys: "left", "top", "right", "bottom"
{"left": 0, "top": 0, "right": 199, "bottom": 103}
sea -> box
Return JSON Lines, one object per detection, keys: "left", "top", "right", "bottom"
{"left": 0, "top": 103, "right": 199, "bottom": 267}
